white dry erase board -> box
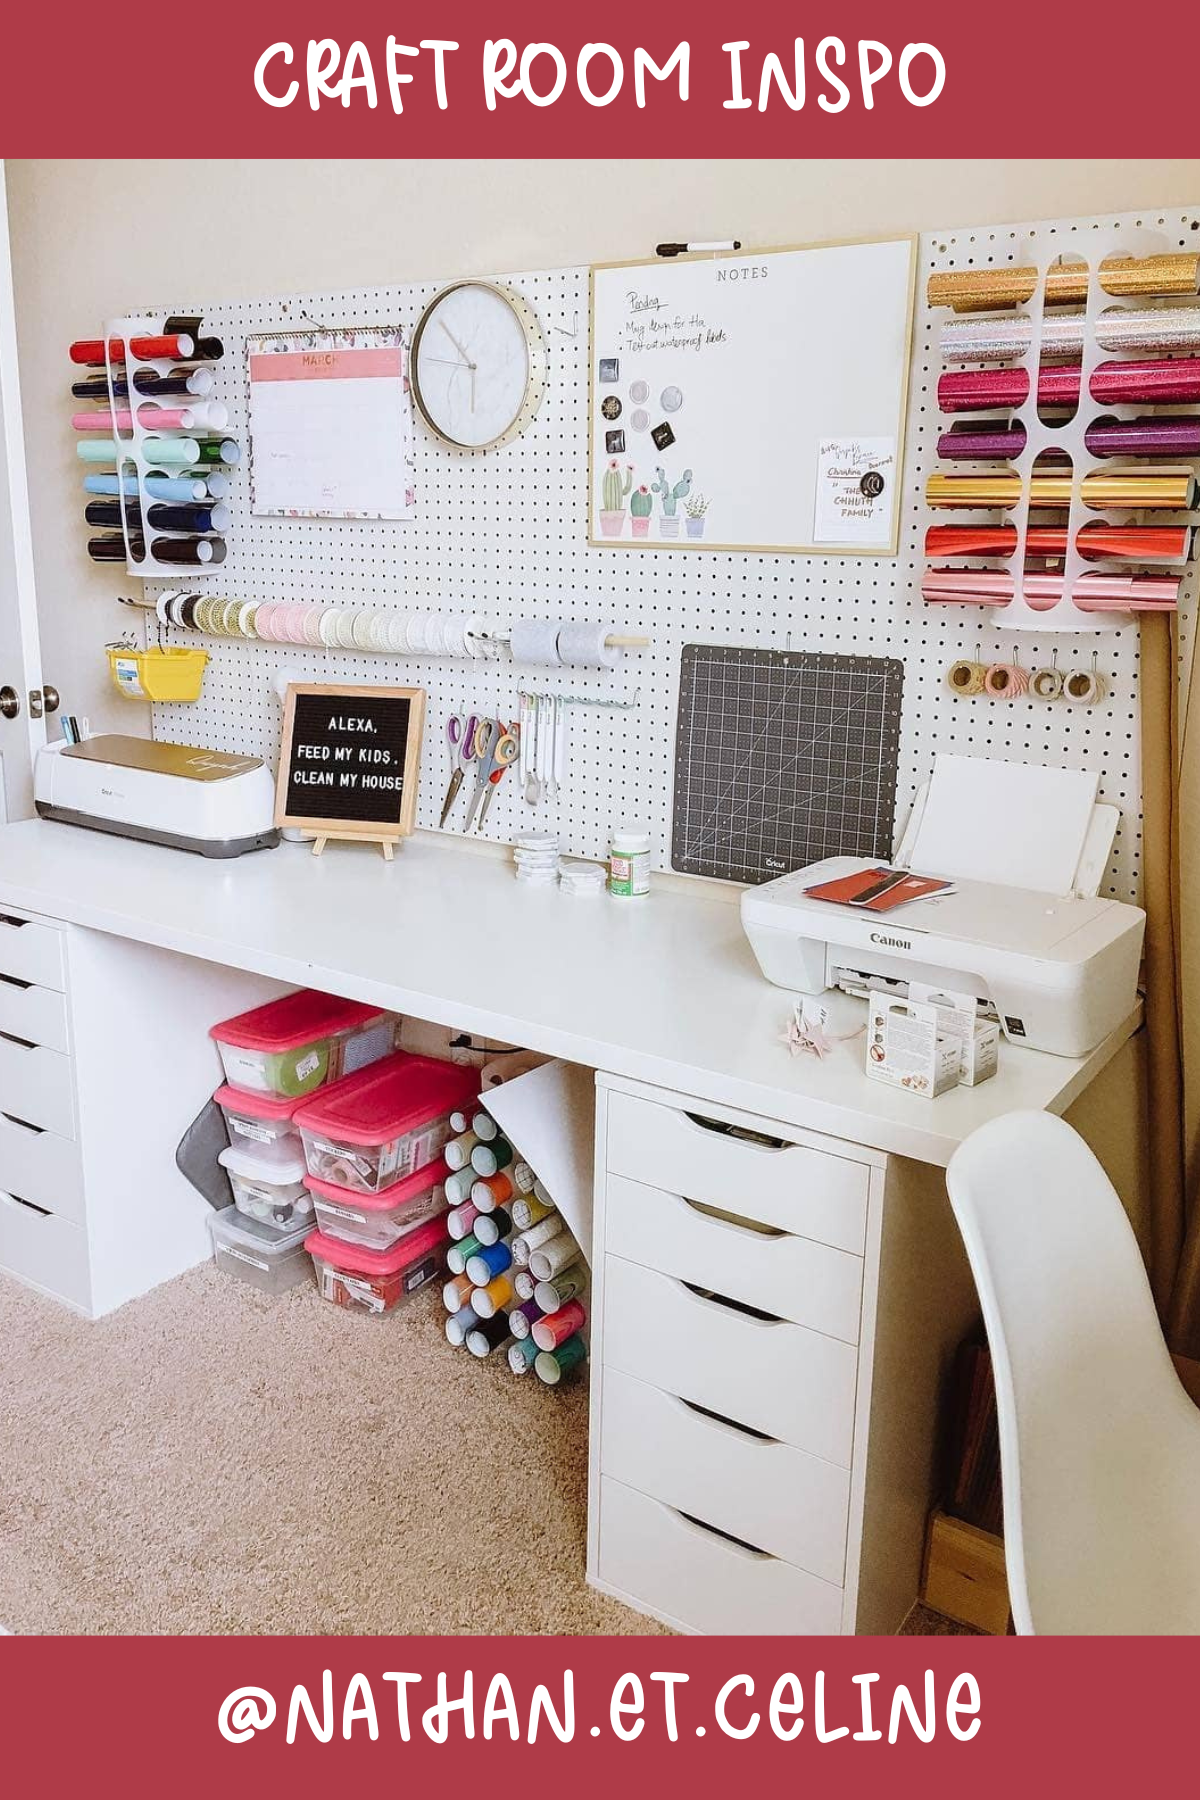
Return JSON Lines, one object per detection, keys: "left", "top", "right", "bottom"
{"left": 247, "top": 328, "right": 416, "bottom": 520}
{"left": 589, "top": 238, "right": 916, "bottom": 554}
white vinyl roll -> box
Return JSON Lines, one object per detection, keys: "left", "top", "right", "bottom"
{"left": 556, "top": 621, "right": 620, "bottom": 669}
{"left": 509, "top": 619, "right": 563, "bottom": 666}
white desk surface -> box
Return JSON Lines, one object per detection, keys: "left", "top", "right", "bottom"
{"left": 0, "top": 821, "right": 1138, "bottom": 1167}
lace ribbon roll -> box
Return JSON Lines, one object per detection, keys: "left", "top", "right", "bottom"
{"left": 509, "top": 619, "right": 563, "bottom": 666}
{"left": 1064, "top": 666, "right": 1108, "bottom": 707}
{"left": 556, "top": 621, "right": 621, "bottom": 668}
{"left": 983, "top": 660, "right": 1029, "bottom": 700}
{"left": 1030, "top": 664, "right": 1064, "bottom": 701}
{"left": 946, "top": 658, "right": 987, "bottom": 696}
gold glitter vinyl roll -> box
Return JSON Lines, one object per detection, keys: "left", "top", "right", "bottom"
{"left": 925, "top": 470, "right": 1197, "bottom": 509}
{"left": 927, "top": 252, "right": 1200, "bottom": 312}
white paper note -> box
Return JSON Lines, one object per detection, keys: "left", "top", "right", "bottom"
{"left": 813, "top": 435, "right": 897, "bottom": 544}
{"left": 910, "top": 754, "right": 1099, "bottom": 895}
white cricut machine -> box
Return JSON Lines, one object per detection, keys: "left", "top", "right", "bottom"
{"left": 741, "top": 755, "right": 1145, "bottom": 1058}
{"left": 35, "top": 735, "right": 279, "bottom": 857}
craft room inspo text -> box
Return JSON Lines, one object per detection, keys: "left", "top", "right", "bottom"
{"left": 252, "top": 39, "right": 948, "bottom": 115}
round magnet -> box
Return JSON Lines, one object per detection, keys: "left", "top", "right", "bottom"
{"left": 661, "top": 385, "right": 683, "bottom": 413}
{"left": 601, "top": 395, "right": 622, "bottom": 421}
{"left": 629, "top": 379, "right": 650, "bottom": 404}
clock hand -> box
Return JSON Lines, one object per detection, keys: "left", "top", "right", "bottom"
{"left": 424, "top": 355, "right": 472, "bottom": 370}
{"left": 439, "top": 318, "right": 476, "bottom": 369}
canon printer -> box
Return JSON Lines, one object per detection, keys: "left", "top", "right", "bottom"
{"left": 35, "top": 735, "right": 279, "bottom": 857}
{"left": 740, "top": 756, "right": 1145, "bottom": 1058}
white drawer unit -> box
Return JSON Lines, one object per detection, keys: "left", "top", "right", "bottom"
{"left": 605, "top": 1088, "right": 869, "bottom": 1254}
{"left": 0, "top": 910, "right": 66, "bottom": 992}
{"left": 602, "top": 1253, "right": 858, "bottom": 1467}
{"left": 0, "top": 974, "right": 69, "bottom": 1054}
{"left": 0, "top": 1110, "right": 84, "bottom": 1225}
{"left": 597, "top": 1475, "right": 845, "bottom": 1636}
{"left": 588, "top": 1074, "right": 983, "bottom": 1637}
{"left": 600, "top": 1367, "right": 852, "bottom": 1585}
{"left": 0, "top": 1189, "right": 90, "bottom": 1311}
{"left": 605, "top": 1171, "right": 863, "bottom": 1344}
{"left": 0, "top": 1036, "right": 75, "bottom": 1138}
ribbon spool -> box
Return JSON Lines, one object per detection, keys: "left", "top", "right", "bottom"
{"left": 946, "top": 654, "right": 987, "bottom": 696}
{"left": 1064, "top": 656, "right": 1109, "bottom": 707}
{"left": 1030, "top": 652, "right": 1064, "bottom": 702}
{"left": 983, "top": 653, "right": 1030, "bottom": 700}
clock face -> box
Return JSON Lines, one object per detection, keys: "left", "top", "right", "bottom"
{"left": 412, "top": 282, "right": 544, "bottom": 449}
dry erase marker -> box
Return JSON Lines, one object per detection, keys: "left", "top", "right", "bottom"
{"left": 656, "top": 240, "right": 742, "bottom": 256}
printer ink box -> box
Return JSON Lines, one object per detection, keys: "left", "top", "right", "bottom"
{"left": 866, "top": 992, "right": 960, "bottom": 1098}
{"left": 909, "top": 981, "right": 1000, "bottom": 1088}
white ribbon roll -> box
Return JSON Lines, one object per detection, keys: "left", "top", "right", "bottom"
{"left": 556, "top": 621, "right": 620, "bottom": 669}
{"left": 509, "top": 619, "right": 564, "bottom": 666}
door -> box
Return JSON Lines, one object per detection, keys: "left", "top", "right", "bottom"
{"left": 0, "top": 162, "right": 46, "bottom": 822}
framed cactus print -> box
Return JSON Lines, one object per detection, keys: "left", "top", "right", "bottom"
{"left": 588, "top": 235, "right": 916, "bottom": 553}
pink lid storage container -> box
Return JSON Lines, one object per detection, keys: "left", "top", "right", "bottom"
{"left": 306, "top": 1214, "right": 449, "bottom": 1315}
{"left": 304, "top": 1156, "right": 449, "bottom": 1252}
{"left": 295, "top": 1054, "right": 479, "bottom": 1194}
{"left": 215, "top": 1083, "right": 304, "bottom": 1152}
{"left": 209, "top": 989, "right": 396, "bottom": 1098}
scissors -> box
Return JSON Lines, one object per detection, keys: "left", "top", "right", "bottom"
{"left": 464, "top": 719, "right": 520, "bottom": 832}
{"left": 439, "top": 712, "right": 486, "bottom": 827}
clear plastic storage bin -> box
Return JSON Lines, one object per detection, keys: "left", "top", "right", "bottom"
{"left": 209, "top": 989, "right": 397, "bottom": 1098}
{"left": 295, "top": 1053, "right": 479, "bottom": 1195}
{"left": 209, "top": 1206, "right": 313, "bottom": 1294}
{"left": 306, "top": 1214, "right": 449, "bottom": 1315}
{"left": 215, "top": 1083, "right": 304, "bottom": 1154}
{"left": 305, "top": 1156, "right": 449, "bottom": 1252}
{"left": 218, "top": 1138, "right": 313, "bottom": 1230}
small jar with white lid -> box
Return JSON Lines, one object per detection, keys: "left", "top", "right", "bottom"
{"left": 608, "top": 826, "right": 651, "bottom": 898}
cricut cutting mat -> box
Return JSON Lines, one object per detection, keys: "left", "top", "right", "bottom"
{"left": 671, "top": 646, "right": 904, "bottom": 884}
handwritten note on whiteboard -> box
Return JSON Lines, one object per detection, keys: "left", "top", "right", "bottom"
{"left": 248, "top": 328, "right": 416, "bottom": 520}
{"left": 590, "top": 239, "right": 914, "bottom": 553}
{"left": 814, "top": 436, "right": 897, "bottom": 544}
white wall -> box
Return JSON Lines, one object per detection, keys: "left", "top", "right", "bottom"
{"left": 7, "top": 157, "right": 1200, "bottom": 736}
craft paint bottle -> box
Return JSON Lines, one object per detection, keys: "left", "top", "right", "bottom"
{"left": 471, "top": 1273, "right": 515, "bottom": 1319}
{"left": 512, "top": 1192, "right": 555, "bottom": 1232}
{"left": 446, "top": 1232, "right": 484, "bottom": 1277}
{"left": 447, "top": 1200, "right": 480, "bottom": 1241}
{"left": 85, "top": 500, "right": 140, "bottom": 530}
{"left": 474, "top": 1206, "right": 513, "bottom": 1248}
{"left": 133, "top": 366, "right": 215, "bottom": 398}
{"left": 470, "top": 1135, "right": 513, "bottom": 1176}
{"left": 472, "top": 1110, "right": 499, "bottom": 1142}
{"left": 442, "top": 1271, "right": 475, "bottom": 1313}
{"left": 608, "top": 826, "right": 651, "bottom": 898}
{"left": 465, "top": 1313, "right": 511, "bottom": 1358}
{"left": 445, "top": 1304, "right": 480, "bottom": 1348}
{"left": 143, "top": 474, "right": 209, "bottom": 503}
{"left": 529, "top": 1232, "right": 581, "bottom": 1283}
{"left": 514, "top": 1268, "right": 537, "bottom": 1301}
{"left": 194, "top": 438, "right": 240, "bottom": 464}
{"left": 510, "top": 1160, "right": 536, "bottom": 1196}
{"left": 150, "top": 536, "right": 217, "bottom": 564}
{"left": 507, "top": 1336, "right": 540, "bottom": 1374}
{"left": 444, "top": 1130, "right": 479, "bottom": 1171}
{"left": 507, "top": 1298, "right": 544, "bottom": 1341}
{"left": 465, "top": 1241, "right": 513, "bottom": 1287}
{"left": 534, "top": 1334, "right": 588, "bottom": 1385}
{"left": 534, "top": 1264, "right": 587, "bottom": 1315}
{"left": 146, "top": 502, "right": 229, "bottom": 534}
{"left": 471, "top": 1172, "right": 514, "bottom": 1214}
{"left": 531, "top": 1298, "right": 587, "bottom": 1352}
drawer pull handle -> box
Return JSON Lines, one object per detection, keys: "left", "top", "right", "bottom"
{"left": 0, "top": 1112, "right": 45, "bottom": 1136}
{"left": 680, "top": 1195, "right": 785, "bottom": 1241}
{"left": 0, "top": 1190, "right": 51, "bottom": 1218}
{"left": 674, "top": 1505, "right": 773, "bottom": 1562}
{"left": 677, "top": 1394, "right": 777, "bottom": 1445}
{"left": 0, "top": 972, "right": 32, "bottom": 992}
{"left": 679, "top": 1279, "right": 783, "bottom": 1327}
{"left": 0, "top": 1029, "right": 36, "bottom": 1051}
{"left": 0, "top": 914, "right": 29, "bottom": 931}
{"left": 683, "top": 1111, "right": 787, "bottom": 1153}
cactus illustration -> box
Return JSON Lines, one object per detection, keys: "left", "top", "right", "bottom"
{"left": 601, "top": 460, "right": 633, "bottom": 514}
{"left": 630, "top": 486, "right": 653, "bottom": 517}
{"left": 652, "top": 467, "right": 694, "bottom": 517}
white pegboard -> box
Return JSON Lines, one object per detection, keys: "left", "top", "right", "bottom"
{"left": 146, "top": 207, "right": 1200, "bottom": 905}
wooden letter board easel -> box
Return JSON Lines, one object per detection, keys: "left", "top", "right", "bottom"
{"left": 275, "top": 683, "right": 426, "bottom": 859}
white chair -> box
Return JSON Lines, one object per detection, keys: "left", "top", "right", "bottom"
{"left": 945, "top": 1109, "right": 1200, "bottom": 1634}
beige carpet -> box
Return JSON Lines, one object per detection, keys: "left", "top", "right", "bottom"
{"left": 0, "top": 1262, "right": 969, "bottom": 1636}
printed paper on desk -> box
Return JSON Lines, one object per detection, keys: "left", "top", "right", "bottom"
{"left": 910, "top": 753, "right": 1099, "bottom": 896}
{"left": 248, "top": 328, "right": 416, "bottom": 520}
{"left": 813, "top": 435, "right": 896, "bottom": 545}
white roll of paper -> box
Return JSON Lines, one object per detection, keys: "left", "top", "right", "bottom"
{"left": 556, "top": 621, "right": 620, "bottom": 669}
{"left": 509, "top": 619, "right": 563, "bottom": 666}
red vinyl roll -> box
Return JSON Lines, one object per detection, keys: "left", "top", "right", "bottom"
{"left": 938, "top": 358, "right": 1200, "bottom": 413}
{"left": 69, "top": 333, "right": 194, "bottom": 365}
{"left": 925, "top": 524, "right": 1193, "bottom": 560}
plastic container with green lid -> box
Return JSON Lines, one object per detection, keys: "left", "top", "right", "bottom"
{"left": 209, "top": 989, "right": 397, "bottom": 1098}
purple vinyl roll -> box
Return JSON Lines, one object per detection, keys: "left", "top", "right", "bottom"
{"left": 938, "top": 424, "right": 1027, "bottom": 460}
{"left": 1084, "top": 417, "right": 1200, "bottom": 458}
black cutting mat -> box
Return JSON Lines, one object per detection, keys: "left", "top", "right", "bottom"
{"left": 671, "top": 646, "right": 905, "bottom": 884}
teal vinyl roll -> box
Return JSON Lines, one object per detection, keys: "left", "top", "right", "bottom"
{"left": 76, "top": 439, "right": 119, "bottom": 463}
{"left": 141, "top": 437, "right": 201, "bottom": 467}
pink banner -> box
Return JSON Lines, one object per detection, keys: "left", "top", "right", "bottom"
{"left": 249, "top": 348, "right": 402, "bottom": 383}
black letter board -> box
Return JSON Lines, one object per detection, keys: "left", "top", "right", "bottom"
{"left": 275, "top": 683, "right": 426, "bottom": 843}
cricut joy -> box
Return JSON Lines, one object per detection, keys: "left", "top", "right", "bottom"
{"left": 35, "top": 735, "right": 279, "bottom": 857}
{"left": 741, "top": 755, "right": 1145, "bottom": 1057}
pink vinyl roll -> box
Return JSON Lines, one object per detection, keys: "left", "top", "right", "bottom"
{"left": 72, "top": 409, "right": 133, "bottom": 432}
{"left": 136, "top": 405, "right": 191, "bottom": 431}
{"left": 922, "top": 569, "right": 1180, "bottom": 612}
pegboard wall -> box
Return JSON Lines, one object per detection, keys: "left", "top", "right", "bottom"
{"left": 145, "top": 204, "right": 1200, "bottom": 904}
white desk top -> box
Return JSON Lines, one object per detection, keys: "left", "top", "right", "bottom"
{"left": 0, "top": 821, "right": 1139, "bottom": 1167}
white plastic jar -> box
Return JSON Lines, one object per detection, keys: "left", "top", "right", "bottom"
{"left": 608, "top": 826, "right": 651, "bottom": 898}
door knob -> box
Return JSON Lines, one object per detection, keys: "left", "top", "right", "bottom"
{"left": 27, "top": 689, "right": 42, "bottom": 720}
{"left": 40, "top": 686, "right": 60, "bottom": 714}
{"left": 0, "top": 687, "right": 19, "bottom": 720}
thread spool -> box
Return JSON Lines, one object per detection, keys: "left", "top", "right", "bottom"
{"left": 534, "top": 1335, "right": 588, "bottom": 1385}
{"left": 471, "top": 1273, "right": 515, "bottom": 1319}
{"left": 508, "top": 1298, "right": 544, "bottom": 1340}
{"left": 447, "top": 1200, "right": 480, "bottom": 1240}
{"left": 474, "top": 1207, "right": 513, "bottom": 1248}
{"left": 445, "top": 1305, "right": 480, "bottom": 1348}
{"left": 470, "top": 1137, "right": 513, "bottom": 1177}
{"left": 529, "top": 1231, "right": 582, "bottom": 1283}
{"left": 1065, "top": 657, "right": 1108, "bottom": 707}
{"left": 444, "top": 1130, "right": 479, "bottom": 1171}
{"left": 465, "top": 1241, "right": 513, "bottom": 1287}
{"left": 442, "top": 1271, "right": 475, "bottom": 1313}
{"left": 531, "top": 1298, "right": 587, "bottom": 1352}
{"left": 446, "top": 1233, "right": 484, "bottom": 1277}
{"left": 471, "top": 1172, "right": 514, "bottom": 1214}
{"left": 946, "top": 656, "right": 986, "bottom": 697}
{"left": 983, "top": 657, "right": 1029, "bottom": 700}
{"left": 1030, "top": 653, "right": 1064, "bottom": 702}
{"left": 465, "top": 1314, "right": 511, "bottom": 1357}
{"left": 512, "top": 1192, "right": 555, "bottom": 1232}
{"left": 507, "top": 1336, "right": 540, "bottom": 1374}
